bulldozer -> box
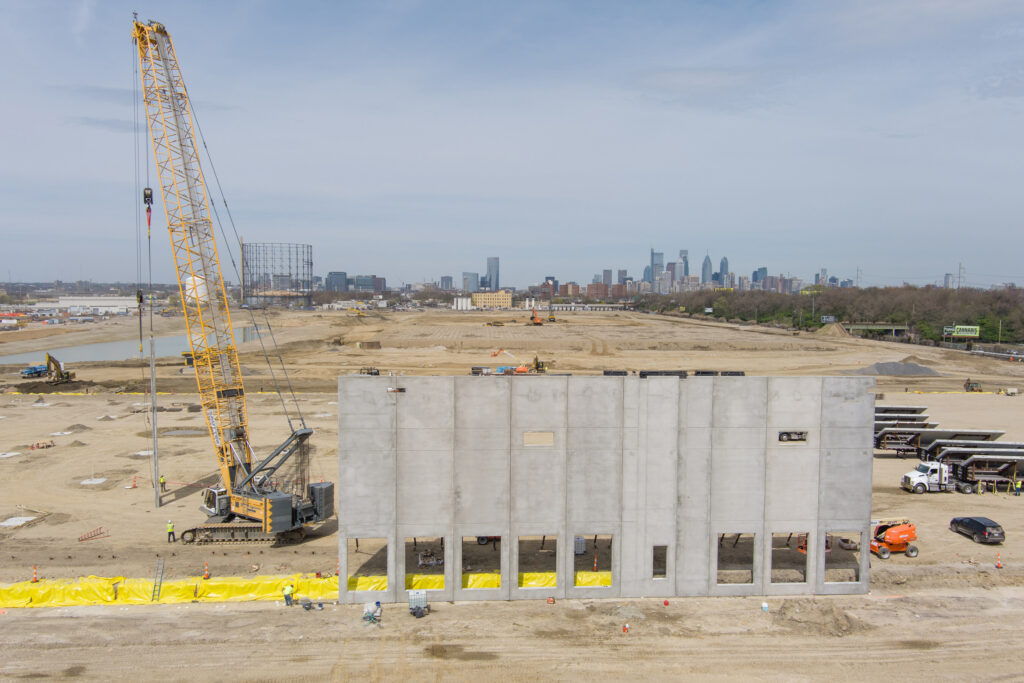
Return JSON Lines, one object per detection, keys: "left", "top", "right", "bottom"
{"left": 869, "top": 519, "right": 918, "bottom": 559}
{"left": 964, "top": 378, "right": 982, "bottom": 392}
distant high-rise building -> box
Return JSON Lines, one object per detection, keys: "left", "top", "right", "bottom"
{"left": 679, "top": 250, "right": 689, "bottom": 277}
{"left": 486, "top": 257, "right": 500, "bottom": 292}
{"left": 752, "top": 266, "right": 767, "bottom": 284}
{"left": 617, "top": 269, "right": 627, "bottom": 285}
{"left": 701, "top": 255, "right": 713, "bottom": 284}
{"left": 650, "top": 250, "right": 664, "bottom": 283}
{"left": 440, "top": 275, "right": 454, "bottom": 290}
{"left": 665, "top": 262, "right": 676, "bottom": 284}
{"left": 544, "top": 276, "right": 559, "bottom": 294}
{"left": 462, "top": 272, "right": 480, "bottom": 293}
{"left": 943, "top": 273, "right": 955, "bottom": 289}
{"left": 719, "top": 257, "right": 729, "bottom": 282}
{"left": 643, "top": 265, "right": 652, "bottom": 283}
{"left": 326, "top": 271, "right": 348, "bottom": 292}
{"left": 602, "top": 269, "right": 612, "bottom": 287}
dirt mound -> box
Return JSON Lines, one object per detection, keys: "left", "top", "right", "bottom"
{"left": 900, "top": 355, "right": 935, "bottom": 366}
{"left": 68, "top": 440, "right": 87, "bottom": 448}
{"left": 772, "top": 599, "right": 870, "bottom": 637}
{"left": 854, "top": 361, "right": 939, "bottom": 376}
{"left": 814, "top": 322, "right": 850, "bottom": 337}
{"left": 15, "top": 380, "right": 96, "bottom": 394}
{"left": 64, "top": 424, "right": 91, "bottom": 433}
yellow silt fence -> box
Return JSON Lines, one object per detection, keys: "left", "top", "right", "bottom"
{"left": 1, "top": 570, "right": 610, "bottom": 607}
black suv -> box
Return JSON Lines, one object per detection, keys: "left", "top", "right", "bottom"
{"left": 950, "top": 517, "right": 1005, "bottom": 544}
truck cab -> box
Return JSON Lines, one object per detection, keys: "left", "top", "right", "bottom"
{"left": 902, "top": 462, "right": 950, "bottom": 493}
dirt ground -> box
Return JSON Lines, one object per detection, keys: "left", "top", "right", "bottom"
{"left": 2, "top": 308, "right": 1024, "bottom": 680}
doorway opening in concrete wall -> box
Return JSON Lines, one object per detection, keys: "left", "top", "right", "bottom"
{"left": 462, "top": 536, "right": 501, "bottom": 588}
{"left": 346, "top": 538, "right": 388, "bottom": 591}
{"left": 573, "top": 534, "right": 612, "bottom": 587}
{"left": 518, "top": 535, "right": 556, "bottom": 588}
{"left": 770, "top": 532, "right": 808, "bottom": 583}
{"left": 653, "top": 545, "right": 668, "bottom": 578}
{"left": 825, "top": 531, "right": 861, "bottom": 583}
{"left": 717, "top": 533, "right": 755, "bottom": 584}
{"left": 406, "top": 536, "right": 445, "bottom": 589}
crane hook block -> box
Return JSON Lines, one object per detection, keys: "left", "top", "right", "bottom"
{"left": 143, "top": 187, "right": 154, "bottom": 205}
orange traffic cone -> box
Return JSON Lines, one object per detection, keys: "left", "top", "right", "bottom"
{"left": 335, "top": 560, "right": 340, "bottom": 577}
{"left": 996, "top": 553, "right": 1003, "bottom": 569}
{"left": 593, "top": 553, "right": 598, "bottom": 572}
{"left": 31, "top": 565, "right": 38, "bottom": 583}
{"left": 130, "top": 476, "right": 137, "bottom": 489}
{"left": 203, "top": 561, "right": 210, "bottom": 580}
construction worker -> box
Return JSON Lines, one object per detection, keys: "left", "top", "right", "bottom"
{"left": 1015, "top": 480, "right": 1022, "bottom": 497}
{"left": 166, "top": 520, "right": 175, "bottom": 543}
{"left": 283, "top": 583, "right": 295, "bottom": 607}
{"left": 159, "top": 475, "right": 166, "bottom": 492}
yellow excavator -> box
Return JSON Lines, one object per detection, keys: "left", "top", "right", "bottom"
{"left": 133, "top": 19, "right": 333, "bottom": 543}
{"left": 45, "top": 353, "right": 75, "bottom": 384}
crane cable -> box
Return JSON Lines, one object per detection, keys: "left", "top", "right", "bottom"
{"left": 185, "top": 99, "right": 306, "bottom": 431}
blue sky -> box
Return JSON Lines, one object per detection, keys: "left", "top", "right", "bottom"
{"left": 2, "top": 1, "right": 1023, "bottom": 288}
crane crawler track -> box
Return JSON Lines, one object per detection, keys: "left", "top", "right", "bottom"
{"left": 181, "top": 523, "right": 278, "bottom": 544}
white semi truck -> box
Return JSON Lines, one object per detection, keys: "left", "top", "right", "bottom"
{"left": 901, "top": 454, "right": 1023, "bottom": 494}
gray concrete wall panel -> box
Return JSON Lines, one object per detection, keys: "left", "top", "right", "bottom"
{"left": 337, "top": 374, "right": 873, "bottom": 603}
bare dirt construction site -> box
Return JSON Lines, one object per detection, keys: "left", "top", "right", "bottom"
{"left": 3, "top": 309, "right": 1024, "bottom": 680}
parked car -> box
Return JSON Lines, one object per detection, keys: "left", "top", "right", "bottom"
{"left": 949, "top": 516, "right": 1005, "bottom": 544}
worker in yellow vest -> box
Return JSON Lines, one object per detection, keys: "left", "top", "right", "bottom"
{"left": 1015, "top": 480, "right": 1022, "bottom": 497}
{"left": 283, "top": 583, "right": 295, "bottom": 607}
{"left": 159, "top": 475, "right": 166, "bottom": 492}
{"left": 166, "top": 520, "right": 175, "bottom": 543}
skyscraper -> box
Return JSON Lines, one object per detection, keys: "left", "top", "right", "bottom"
{"left": 650, "top": 249, "right": 664, "bottom": 283}
{"left": 486, "top": 257, "right": 500, "bottom": 291}
{"left": 617, "top": 269, "right": 627, "bottom": 285}
{"left": 462, "top": 272, "right": 480, "bottom": 293}
{"left": 602, "top": 269, "right": 612, "bottom": 287}
{"left": 679, "top": 250, "right": 689, "bottom": 277}
{"left": 440, "top": 275, "right": 453, "bottom": 290}
{"left": 701, "top": 255, "right": 712, "bottom": 284}
{"left": 719, "top": 257, "right": 729, "bottom": 283}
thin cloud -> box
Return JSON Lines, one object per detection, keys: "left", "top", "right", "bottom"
{"left": 66, "top": 116, "right": 140, "bottom": 133}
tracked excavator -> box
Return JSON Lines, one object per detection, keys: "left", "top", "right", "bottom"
{"left": 133, "top": 19, "right": 333, "bottom": 543}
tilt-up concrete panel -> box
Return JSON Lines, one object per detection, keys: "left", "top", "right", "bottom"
{"left": 337, "top": 374, "right": 875, "bottom": 603}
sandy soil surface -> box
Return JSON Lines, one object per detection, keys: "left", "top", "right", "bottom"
{"left": 2, "top": 309, "right": 1024, "bottom": 679}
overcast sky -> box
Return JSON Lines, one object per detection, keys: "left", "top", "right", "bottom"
{"left": 2, "top": 1, "right": 1023, "bottom": 289}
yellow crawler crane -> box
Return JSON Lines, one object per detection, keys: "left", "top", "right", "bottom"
{"left": 133, "top": 19, "right": 333, "bottom": 543}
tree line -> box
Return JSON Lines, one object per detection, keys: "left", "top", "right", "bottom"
{"left": 639, "top": 286, "right": 1024, "bottom": 344}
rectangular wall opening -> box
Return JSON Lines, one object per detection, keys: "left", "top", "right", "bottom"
{"left": 824, "top": 531, "right": 861, "bottom": 583}
{"left": 404, "top": 536, "right": 445, "bottom": 590}
{"left": 716, "top": 533, "right": 755, "bottom": 584}
{"left": 346, "top": 537, "right": 388, "bottom": 591}
{"left": 653, "top": 545, "right": 667, "bottom": 579}
{"left": 770, "top": 532, "right": 808, "bottom": 583}
{"left": 517, "top": 535, "right": 556, "bottom": 588}
{"left": 461, "top": 535, "right": 501, "bottom": 588}
{"left": 573, "top": 534, "right": 613, "bottom": 587}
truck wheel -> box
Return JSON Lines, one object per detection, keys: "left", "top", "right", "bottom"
{"left": 914, "top": 483, "right": 926, "bottom": 494}
{"left": 477, "top": 537, "right": 489, "bottom": 545}
{"left": 877, "top": 546, "right": 890, "bottom": 559}
{"left": 906, "top": 545, "right": 918, "bottom": 558}
{"left": 961, "top": 483, "right": 974, "bottom": 494}
{"left": 780, "top": 433, "right": 789, "bottom": 442}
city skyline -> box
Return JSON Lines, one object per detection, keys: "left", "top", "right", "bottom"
{"left": 3, "top": 2, "right": 1023, "bottom": 289}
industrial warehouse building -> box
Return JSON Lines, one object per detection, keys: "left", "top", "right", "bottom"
{"left": 337, "top": 375, "right": 874, "bottom": 603}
